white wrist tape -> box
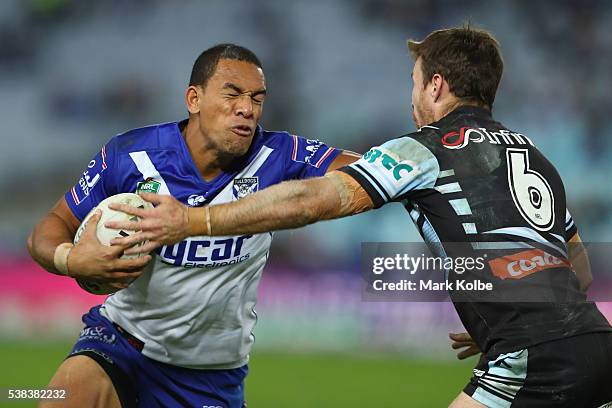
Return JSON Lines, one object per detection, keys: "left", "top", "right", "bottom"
{"left": 53, "top": 242, "right": 74, "bottom": 276}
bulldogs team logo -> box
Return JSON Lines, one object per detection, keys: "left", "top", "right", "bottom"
{"left": 233, "top": 177, "right": 259, "bottom": 199}
{"left": 187, "top": 194, "right": 205, "bottom": 206}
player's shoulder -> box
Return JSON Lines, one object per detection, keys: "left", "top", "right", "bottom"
{"left": 375, "top": 128, "right": 439, "bottom": 159}
{"left": 257, "top": 127, "right": 299, "bottom": 147}
{"left": 408, "top": 124, "right": 453, "bottom": 154}
{"left": 362, "top": 131, "right": 440, "bottom": 177}
{"left": 256, "top": 126, "right": 333, "bottom": 157}
{"left": 260, "top": 126, "right": 333, "bottom": 145}
{"left": 109, "top": 121, "right": 181, "bottom": 153}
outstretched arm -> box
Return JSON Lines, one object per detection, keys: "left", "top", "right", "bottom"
{"left": 108, "top": 137, "right": 433, "bottom": 253}
{"left": 210, "top": 170, "right": 372, "bottom": 235}
{"left": 108, "top": 171, "right": 373, "bottom": 254}
{"left": 206, "top": 149, "right": 362, "bottom": 234}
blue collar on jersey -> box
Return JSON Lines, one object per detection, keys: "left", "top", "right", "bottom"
{"left": 173, "top": 119, "right": 267, "bottom": 200}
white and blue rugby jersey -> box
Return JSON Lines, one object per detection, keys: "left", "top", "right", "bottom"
{"left": 66, "top": 120, "right": 340, "bottom": 369}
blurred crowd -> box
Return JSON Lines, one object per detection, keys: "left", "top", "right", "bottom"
{"left": 1, "top": 0, "right": 611, "bottom": 260}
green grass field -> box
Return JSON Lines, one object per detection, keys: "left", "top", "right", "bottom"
{"left": 0, "top": 341, "right": 474, "bottom": 407}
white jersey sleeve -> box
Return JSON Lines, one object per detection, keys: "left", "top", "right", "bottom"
{"left": 339, "top": 136, "right": 440, "bottom": 207}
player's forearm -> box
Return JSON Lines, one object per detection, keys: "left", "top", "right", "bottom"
{"left": 28, "top": 213, "right": 74, "bottom": 275}
{"left": 205, "top": 176, "right": 343, "bottom": 236}
{"left": 110, "top": 172, "right": 372, "bottom": 250}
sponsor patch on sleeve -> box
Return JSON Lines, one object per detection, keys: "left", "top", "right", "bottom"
{"left": 291, "top": 135, "right": 335, "bottom": 168}
{"left": 71, "top": 148, "right": 108, "bottom": 205}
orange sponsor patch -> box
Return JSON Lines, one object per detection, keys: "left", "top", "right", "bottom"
{"left": 488, "top": 249, "right": 571, "bottom": 280}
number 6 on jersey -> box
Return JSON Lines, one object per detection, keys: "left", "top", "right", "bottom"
{"left": 506, "top": 148, "right": 555, "bottom": 231}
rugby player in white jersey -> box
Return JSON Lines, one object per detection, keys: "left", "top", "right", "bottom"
{"left": 28, "top": 44, "right": 358, "bottom": 408}
{"left": 112, "top": 28, "right": 612, "bottom": 407}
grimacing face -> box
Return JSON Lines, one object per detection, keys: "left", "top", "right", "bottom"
{"left": 194, "top": 59, "right": 266, "bottom": 157}
{"left": 411, "top": 57, "right": 435, "bottom": 129}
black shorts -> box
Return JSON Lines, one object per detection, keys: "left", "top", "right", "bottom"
{"left": 464, "top": 332, "right": 612, "bottom": 407}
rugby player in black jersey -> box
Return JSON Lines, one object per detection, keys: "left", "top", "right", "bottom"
{"left": 110, "top": 27, "right": 612, "bottom": 407}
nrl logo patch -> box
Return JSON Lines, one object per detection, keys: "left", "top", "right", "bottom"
{"left": 136, "top": 177, "right": 161, "bottom": 194}
{"left": 233, "top": 177, "right": 259, "bottom": 199}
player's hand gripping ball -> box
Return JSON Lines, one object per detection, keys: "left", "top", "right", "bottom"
{"left": 73, "top": 193, "right": 154, "bottom": 294}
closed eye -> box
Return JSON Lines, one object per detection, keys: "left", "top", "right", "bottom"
{"left": 222, "top": 82, "right": 266, "bottom": 102}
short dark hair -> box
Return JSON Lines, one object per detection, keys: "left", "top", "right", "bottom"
{"left": 407, "top": 26, "right": 503, "bottom": 108}
{"left": 189, "top": 43, "right": 263, "bottom": 88}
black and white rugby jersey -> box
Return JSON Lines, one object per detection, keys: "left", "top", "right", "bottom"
{"left": 340, "top": 105, "right": 612, "bottom": 357}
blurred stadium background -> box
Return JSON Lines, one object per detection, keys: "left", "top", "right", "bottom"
{"left": 1, "top": 0, "right": 611, "bottom": 406}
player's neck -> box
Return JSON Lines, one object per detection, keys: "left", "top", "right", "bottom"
{"left": 435, "top": 99, "right": 485, "bottom": 122}
{"left": 433, "top": 98, "right": 461, "bottom": 122}
{"left": 192, "top": 149, "right": 226, "bottom": 182}
{"left": 182, "top": 122, "right": 228, "bottom": 182}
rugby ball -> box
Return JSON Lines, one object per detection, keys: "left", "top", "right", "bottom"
{"left": 73, "top": 193, "right": 154, "bottom": 295}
